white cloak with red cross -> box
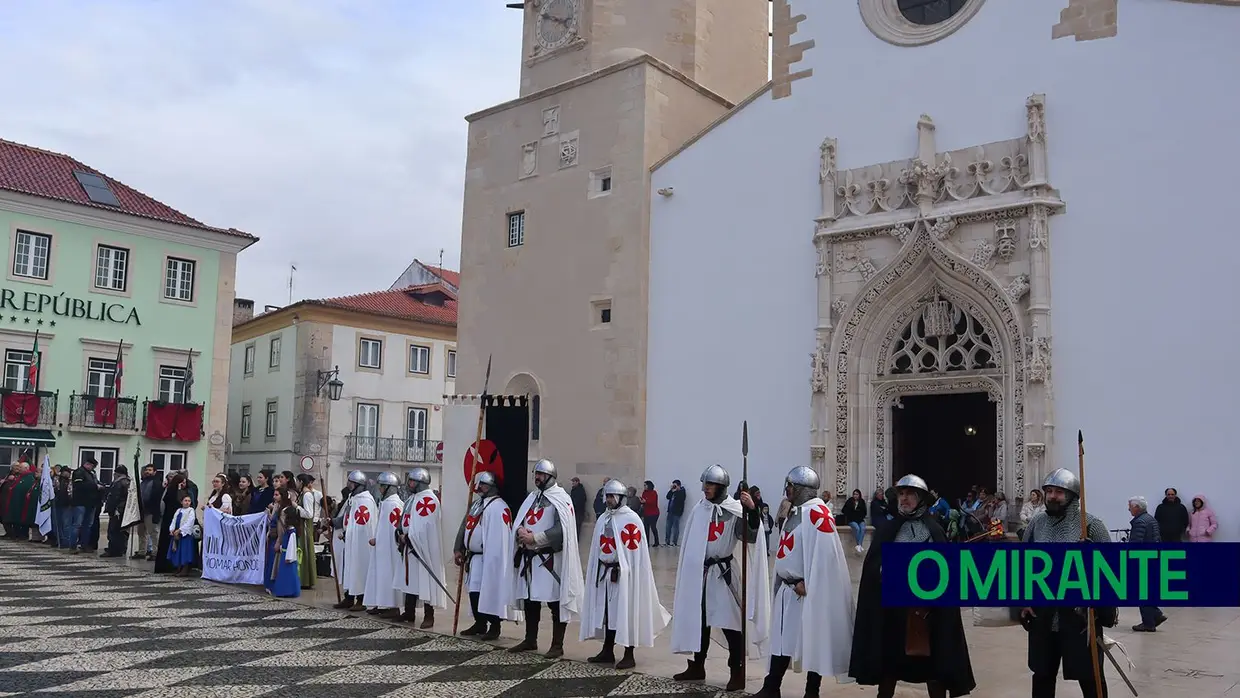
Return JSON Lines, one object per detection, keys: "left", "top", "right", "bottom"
{"left": 580, "top": 504, "right": 669, "bottom": 648}
{"left": 463, "top": 494, "right": 519, "bottom": 621}
{"left": 339, "top": 489, "right": 378, "bottom": 596}
{"left": 769, "top": 497, "right": 855, "bottom": 678}
{"left": 364, "top": 492, "right": 404, "bottom": 609}
{"left": 509, "top": 484, "right": 585, "bottom": 623}
{"left": 394, "top": 489, "right": 448, "bottom": 609}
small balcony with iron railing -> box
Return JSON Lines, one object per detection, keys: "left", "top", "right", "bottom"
{"left": 67, "top": 393, "right": 140, "bottom": 431}
{"left": 0, "top": 388, "right": 58, "bottom": 428}
{"left": 345, "top": 435, "right": 443, "bottom": 464}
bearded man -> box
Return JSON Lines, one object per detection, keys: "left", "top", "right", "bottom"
{"left": 1021, "top": 469, "right": 1113, "bottom": 698}
{"left": 849, "top": 474, "right": 975, "bottom": 697}
{"left": 394, "top": 468, "right": 446, "bottom": 628}
{"left": 333, "top": 470, "right": 377, "bottom": 611}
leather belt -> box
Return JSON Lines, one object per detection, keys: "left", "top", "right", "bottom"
{"left": 705, "top": 554, "right": 735, "bottom": 586}
{"left": 597, "top": 560, "right": 619, "bottom": 586}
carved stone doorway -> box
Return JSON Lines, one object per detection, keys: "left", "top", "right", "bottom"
{"left": 891, "top": 391, "right": 996, "bottom": 504}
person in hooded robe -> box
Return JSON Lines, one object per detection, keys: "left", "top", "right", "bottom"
{"left": 364, "top": 472, "right": 404, "bottom": 618}
{"left": 454, "top": 470, "right": 516, "bottom": 641}
{"left": 154, "top": 473, "right": 188, "bottom": 574}
{"left": 849, "top": 474, "right": 976, "bottom": 698}
{"left": 394, "top": 468, "right": 447, "bottom": 629}
{"left": 581, "top": 478, "right": 669, "bottom": 670}
{"left": 333, "top": 470, "right": 377, "bottom": 612}
{"left": 1021, "top": 469, "right": 1113, "bottom": 698}
{"left": 507, "top": 459, "right": 585, "bottom": 658}
{"left": 670, "top": 464, "right": 770, "bottom": 693}
{"left": 756, "top": 466, "right": 855, "bottom": 698}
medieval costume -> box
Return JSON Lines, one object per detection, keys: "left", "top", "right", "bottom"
{"left": 454, "top": 470, "right": 516, "bottom": 641}
{"left": 364, "top": 472, "right": 404, "bottom": 617}
{"left": 334, "top": 470, "right": 377, "bottom": 611}
{"left": 394, "top": 468, "right": 447, "bottom": 629}
{"left": 263, "top": 507, "right": 279, "bottom": 593}
{"left": 670, "top": 464, "right": 770, "bottom": 693}
{"left": 295, "top": 476, "right": 321, "bottom": 590}
{"left": 166, "top": 502, "right": 197, "bottom": 571}
{"left": 508, "top": 459, "right": 586, "bottom": 658}
{"left": 1022, "top": 469, "right": 1113, "bottom": 698}
{"left": 2, "top": 464, "right": 36, "bottom": 539}
{"left": 154, "top": 475, "right": 189, "bottom": 573}
{"left": 272, "top": 507, "right": 302, "bottom": 598}
{"left": 580, "top": 479, "right": 669, "bottom": 670}
{"left": 758, "top": 467, "right": 855, "bottom": 698}
{"left": 850, "top": 474, "right": 975, "bottom": 698}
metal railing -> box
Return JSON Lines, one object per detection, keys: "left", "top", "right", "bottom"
{"left": 345, "top": 435, "right": 443, "bottom": 464}
{"left": 67, "top": 393, "right": 139, "bottom": 431}
{"left": 0, "top": 388, "right": 58, "bottom": 427}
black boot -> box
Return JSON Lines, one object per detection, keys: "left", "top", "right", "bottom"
{"left": 589, "top": 630, "right": 616, "bottom": 664}
{"left": 508, "top": 601, "right": 540, "bottom": 652}
{"left": 803, "top": 670, "right": 822, "bottom": 698}
{"left": 420, "top": 603, "right": 435, "bottom": 629}
{"left": 401, "top": 594, "right": 418, "bottom": 622}
{"left": 755, "top": 656, "right": 790, "bottom": 697}
{"left": 726, "top": 666, "right": 746, "bottom": 692}
{"left": 350, "top": 594, "right": 365, "bottom": 612}
{"left": 615, "top": 646, "right": 635, "bottom": 670}
{"left": 461, "top": 592, "right": 486, "bottom": 636}
{"left": 333, "top": 594, "right": 354, "bottom": 610}
{"left": 481, "top": 617, "right": 502, "bottom": 641}
{"left": 544, "top": 622, "right": 567, "bottom": 658}
{"left": 673, "top": 660, "right": 706, "bottom": 682}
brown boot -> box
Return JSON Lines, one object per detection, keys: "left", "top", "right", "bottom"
{"left": 333, "top": 595, "right": 354, "bottom": 610}
{"left": 615, "top": 647, "right": 635, "bottom": 670}
{"left": 544, "top": 622, "right": 567, "bottom": 658}
{"left": 380, "top": 608, "right": 403, "bottom": 620}
{"left": 673, "top": 661, "right": 706, "bottom": 682}
{"left": 419, "top": 605, "right": 434, "bottom": 629}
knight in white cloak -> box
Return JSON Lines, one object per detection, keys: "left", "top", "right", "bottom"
{"left": 364, "top": 472, "right": 404, "bottom": 618}
{"left": 394, "top": 467, "right": 447, "bottom": 628}
{"left": 581, "top": 479, "right": 670, "bottom": 670}
{"left": 453, "top": 470, "right": 515, "bottom": 641}
{"left": 755, "top": 466, "right": 855, "bottom": 698}
{"left": 333, "top": 470, "right": 377, "bottom": 611}
{"left": 670, "top": 464, "right": 770, "bottom": 692}
{"left": 508, "top": 458, "right": 586, "bottom": 658}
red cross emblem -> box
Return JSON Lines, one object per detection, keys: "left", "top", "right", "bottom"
{"left": 416, "top": 497, "right": 436, "bottom": 517}
{"left": 502, "top": 508, "right": 512, "bottom": 527}
{"left": 707, "top": 521, "right": 726, "bottom": 542}
{"left": 465, "top": 515, "right": 479, "bottom": 531}
{"left": 353, "top": 506, "right": 370, "bottom": 525}
{"left": 809, "top": 504, "right": 835, "bottom": 533}
{"left": 599, "top": 535, "right": 616, "bottom": 554}
{"left": 525, "top": 507, "right": 545, "bottom": 526}
{"left": 776, "top": 532, "right": 795, "bottom": 559}
{"left": 621, "top": 523, "right": 642, "bottom": 550}
{"left": 402, "top": 512, "right": 411, "bottom": 527}
{"left": 389, "top": 507, "right": 402, "bottom": 527}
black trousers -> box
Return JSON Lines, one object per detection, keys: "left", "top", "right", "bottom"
{"left": 469, "top": 592, "right": 500, "bottom": 626}
{"left": 766, "top": 655, "right": 822, "bottom": 694}
{"left": 1032, "top": 632, "right": 1109, "bottom": 698}
{"left": 106, "top": 515, "right": 127, "bottom": 554}
{"left": 522, "top": 599, "right": 561, "bottom": 627}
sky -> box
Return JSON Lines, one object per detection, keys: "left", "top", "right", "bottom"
{"left": 0, "top": 0, "right": 523, "bottom": 306}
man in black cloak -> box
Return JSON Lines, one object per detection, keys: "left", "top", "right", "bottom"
{"left": 154, "top": 472, "right": 188, "bottom": 574}
{"left": 849, "top": 474, "right": 975, "bottom": 698}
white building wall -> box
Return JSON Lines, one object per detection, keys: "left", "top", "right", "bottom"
{"left": 647, "top": 1, "right": 1240, "bottom": 538}
{"left": 227, "top": 325, "right": 296, "bottom": 474}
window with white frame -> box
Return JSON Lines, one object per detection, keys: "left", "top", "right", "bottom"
{"left": 358, "top": 338, "right": 382, "bottom": 369}
{"left": 164, "top": 257, "right": 195, "bottom": 301}
{"left": 446, "top": 350, "right": 457, "bottom": 379}
{"left": 269, "top": 337, "right": 281, "bottom": 368}
{"left": 158, "top": 366, "right": 186, "bottom": 403}
{"left": 355, "top": 403, "right": 379, "bottom": 459}
{"left": 12, "top": 231, "right": 51, "bottom": 280}
{"left": 3, "top": 350, "right": 36, "bottom": 392}
{"left": 79, "top": 446, "right": 119, "bottom": 485}
{"left": 265, "top": 400, "right": 278, "bottom": 439}
{"left": 86, "top": 358, "right": 118, "bottom": 397}
{"left": 408, "top": 344, "right": 430, "bottom": 374}
{"left": 94, "top": 245, "right": 129, "bottom": 292}
{"left": 243, "top": 345, "right": 255, "bottom": 375}
{"left": 240, "top": 404, "right": 252, "bottom": 441}
{"left": 149, "top": 450, "right": 187, "bottom": 479}
{"left": 406, "top": 407, "right": 428, "bottom": 447}
{"left": 507, "top": 211, "right": 525, "bottom": 247}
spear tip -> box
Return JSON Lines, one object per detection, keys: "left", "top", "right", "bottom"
{"left": 742, "top": 420, "right": 749, "bottom": 456}
{"left": 1078, "top": 429, "right": 1083, "bottom": 444}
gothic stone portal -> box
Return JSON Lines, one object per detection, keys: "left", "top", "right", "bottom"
{"left": 891, "top": 392, "right": 998, "bottom": 504}
{"left": 807, "top": 97, "right": 1063, "bottom": 503}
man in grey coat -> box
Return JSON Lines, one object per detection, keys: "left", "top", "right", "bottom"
{"left": 1128, "top": 495, "right": 1167, "bottom": 632}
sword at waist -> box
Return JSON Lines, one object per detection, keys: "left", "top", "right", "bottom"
{"left": 596, "top": 560, "right": 620, "bottom": 587}
{"left": 775, "top": 574, "right": 804, "bottom": 592}
{"left": 705, "top": 554, "right": 742, "bottom": 609}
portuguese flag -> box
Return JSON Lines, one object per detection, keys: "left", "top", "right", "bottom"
{"left": 27, "top": 331, "right": 39, "bottom": 391}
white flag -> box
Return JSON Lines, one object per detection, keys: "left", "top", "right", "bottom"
{"left": 35, "top": 455, "right": 53, "bottom": 536}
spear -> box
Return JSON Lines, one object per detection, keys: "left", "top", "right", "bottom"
{"left": 452, "top": 355, "right": 492, "bottom": 636}
{"left": 739, "top": 420, "right": 749, "bottom": 684}
{"left": 1078, "top": 430, "right": 1105, "bottom": 698}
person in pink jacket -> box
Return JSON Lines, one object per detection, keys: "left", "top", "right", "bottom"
{"left": 1187, "top": 494, "right": 1219, "bottom": 542}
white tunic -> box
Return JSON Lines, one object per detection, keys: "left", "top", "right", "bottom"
{"left": 364, "top": 493, "right": 404, "bottom": 609}
{"left": 580, "top": 505, "right": 670, "bottom": 648}
{"left": 339, "top": 490, "right": 377, "bottom": 596}
{"left": 394, "top": 489, "right": 448, "bottom": 608}
{"left": 510, "top": 484, "right": 586, "bottom": 622}
{"left": 460, "top": 494, "right": 518, "bottom": 620}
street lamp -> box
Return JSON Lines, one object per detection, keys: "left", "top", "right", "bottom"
{"left": 317, "top": 366, "right": 344, "bottom": 401}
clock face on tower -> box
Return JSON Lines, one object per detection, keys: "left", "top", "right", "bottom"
{"left": 535, "top": 0, "right": 580, "bottom": 52}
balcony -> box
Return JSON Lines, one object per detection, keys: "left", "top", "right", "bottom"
{"left": 0, "top": 389, "right": 58, "bottom": 428}
{"left": 345, "top": 435, "right": 443, "bottom": 464}
{"left": 142, "top": 400, "right": 204, "bottom": 443}
{"left": 68, "top": 393, "right": 139, "bottom": 431}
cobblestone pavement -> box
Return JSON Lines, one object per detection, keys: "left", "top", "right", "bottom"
{"left": 0, "top": 540, "right": 735, "bottom": 697}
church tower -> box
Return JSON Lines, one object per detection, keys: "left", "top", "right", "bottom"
{"left": 453, "top": 0, "right": 769, "bottom": 489}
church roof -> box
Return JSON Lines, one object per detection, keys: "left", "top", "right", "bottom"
{"left": 0, "top": 137, "right": 256, "bottom": 243}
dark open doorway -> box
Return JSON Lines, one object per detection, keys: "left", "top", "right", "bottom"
{"left": 891, "top": 391, "right": 996, "bottom": 505}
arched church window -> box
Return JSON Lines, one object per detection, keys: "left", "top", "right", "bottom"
{"left": 897, "top": 0, "right": 968, "bottom": 26}
{"left": 889, "top": 299, "right": 997, "bottom": 374}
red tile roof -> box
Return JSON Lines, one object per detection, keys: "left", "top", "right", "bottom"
{"left": 420, "top": 262, "right": 460, "bottom": 289}
{"left": 309, "top": 283, "right": 457, "bottom": 327}
{"left": 0, "top": 138, "right": 256, "bottom": 241}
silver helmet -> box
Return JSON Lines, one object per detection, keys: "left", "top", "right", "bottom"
{"left": 700, "top": 464, "right": 731, "bottom": 488}
{"left": 1042, "top": 468, "right": 1080, "bottom": 497}
{"left": 377, "top": 471, "right": 400, "bottom": 488}
{"left": 785, "top": 466, "right": 820, "bottom": 506}
{"left": 603, "top": 479, "right": 627, "bottom": 508}
{"left": 347, "top": 470, "right": 367, "bottom": 486}
{"left": 895, "top": 474, "right": 930, "bottom": 496}
{"left": 408, "top": 467, "right": 431, "bottom": 490}
{"left": 474, "top": 470, "right": 497, "bottom": 493}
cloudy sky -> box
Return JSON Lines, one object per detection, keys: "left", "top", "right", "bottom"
{"left": 0, "top": 0, "right": 522, "bottom": 306}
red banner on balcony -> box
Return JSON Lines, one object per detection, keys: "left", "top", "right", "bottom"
{"left": 93, "top": 398, "right": 118, "bottom": 427}
{"left": 2, "top": 393, "right": 39, "bottom": 426}
{"left": 146, "top": 402, "right": 204, "bottom": 442}
{"left": 175, "top": 403, "right": 203, "bottom": 442}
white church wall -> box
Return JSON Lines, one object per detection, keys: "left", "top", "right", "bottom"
{"left": 647, "top": 0, "right": 1240, "bottom": 538}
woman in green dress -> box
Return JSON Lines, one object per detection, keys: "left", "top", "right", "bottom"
{"left": 294, "top": 474, "right": 320, "bottom": 589}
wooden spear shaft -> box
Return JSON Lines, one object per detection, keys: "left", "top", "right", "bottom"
{"left": 739, "top": 420, "right": 749, "bottom": 684}
{"left": 1079, "top": 430, "right": 1105, "bottom": 698}
{"left": 452, "top": 355, "right": 492, "bottom": 636}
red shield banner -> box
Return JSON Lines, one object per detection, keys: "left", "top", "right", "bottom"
{"left": 462, "top": 439, "right": 504, "bottom": 485}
